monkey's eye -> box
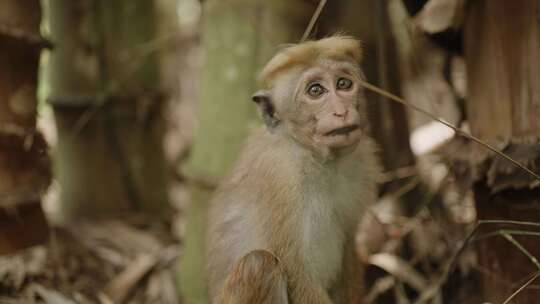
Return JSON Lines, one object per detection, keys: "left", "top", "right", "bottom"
{"left": 337, "top": 78, "right": 353, "bottom": 90}
{"left": 307, "top": 83, "right": 326, "bottom": 98}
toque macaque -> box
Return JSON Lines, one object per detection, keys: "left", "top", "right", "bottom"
{"left": 206, "top": 35, "right": 379, "bottom": 304}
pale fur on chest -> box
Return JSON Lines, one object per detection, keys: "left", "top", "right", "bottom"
{"left": 296, "top": 158, "right": 363, "bottom": 289}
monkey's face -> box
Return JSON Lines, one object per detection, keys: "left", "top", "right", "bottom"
{"left": 284, "top": 60, "right": 367, "bottom": 156}
{"left": 252, "top": 59, "right": 368, "bottom": 158}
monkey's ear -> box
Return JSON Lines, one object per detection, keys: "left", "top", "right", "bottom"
{"left": 251, "top": 90, "right": 280, "bottom": 129}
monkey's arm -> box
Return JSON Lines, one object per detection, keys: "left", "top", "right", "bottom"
{"left": 331, "top": 239, "right": 364, "bottom": 304}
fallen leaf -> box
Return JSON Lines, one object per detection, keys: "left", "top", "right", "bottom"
{"left": 414, "top": 0, "right": 464, "bottom": 34}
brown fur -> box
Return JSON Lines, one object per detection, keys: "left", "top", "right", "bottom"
{"left": 219, "top": 250, "right": 288, "bottom": 304}
{"left": 259, "top": 35, "right": 363, "bottom": 89}
{"left": 206, "top": 35, "right": 378, "bottom": 304}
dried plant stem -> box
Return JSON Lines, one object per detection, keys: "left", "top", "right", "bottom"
{"left": 358, "top": 80, "right": 540, "bottom": 181}
{"left": 501, "top": 233, "right": 540, "bottom": 270}
{"left": 301, "top": 0, "right": 327, "bottom": 42}
{"left": 502, "top": 271, "right": 540, "bottom": 304}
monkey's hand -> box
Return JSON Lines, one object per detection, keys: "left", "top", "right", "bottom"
{"left": 217, "top": 250, "right": 288, "bottom": 304}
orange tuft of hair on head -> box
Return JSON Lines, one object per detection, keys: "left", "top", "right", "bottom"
{"left": 258, "top": 35, "right": 363, "bottom": 88}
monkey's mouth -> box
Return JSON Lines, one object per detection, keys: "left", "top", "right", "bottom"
{"left": 325, "top": 124, "right": 360, "bottom": 136}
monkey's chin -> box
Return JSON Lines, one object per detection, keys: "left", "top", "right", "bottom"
{"left": 320, "top": 128, "right": 362, "bottom": 153}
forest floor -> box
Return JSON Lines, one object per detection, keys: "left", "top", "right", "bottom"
{"left": 0, "top": 213, "right": 183, "bottom": 304}
{"left": 0, "top": 77, "right": 192, "bottom": 303}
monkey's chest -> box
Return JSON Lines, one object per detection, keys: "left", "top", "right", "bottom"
{"left": 298, "top": 193, "right": 347, "bottom": 289}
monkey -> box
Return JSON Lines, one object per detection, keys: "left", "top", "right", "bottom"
{"left": 206, "top": 35, "right": 380, "bottom": 304}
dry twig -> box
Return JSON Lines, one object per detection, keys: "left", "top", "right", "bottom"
{"left": 301, "top": 0, "right": 327, "bottom": 42}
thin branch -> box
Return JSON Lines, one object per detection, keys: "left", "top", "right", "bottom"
{"left": 475, "top": 229, "right": 540, "bottom": 243}
{"left": 478, "top": 219, "right": 540, "bottom": 227}
{"left": 301, "top": 0, "right": 327, "bottom": 42}
{"left": 358, "top": 80, "right": 540, "bottom": 181}
{"left": 502, "top": 271, "right": 540, "bottom": 304}
{"left": 501, "top": 233, "right": 540, "bottom": 270}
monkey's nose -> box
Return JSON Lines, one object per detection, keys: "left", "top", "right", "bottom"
{"left": 333, "top": 109, "right": 348, "bottom": 118}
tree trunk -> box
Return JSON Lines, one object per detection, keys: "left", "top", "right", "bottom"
{"left": 0, "top": 0, "right": 50, "bottom": 254}
{"left": 46, "top": 0, "right": 168, "bottom": 220}
{"left": 370, "top": 0, "right": 418, "bottom": 206}
{"left": 464, "top": 0, "right": 540, "bottom": 302}
{"left": 179, "top": 1, "right": 316, "bottom": 303}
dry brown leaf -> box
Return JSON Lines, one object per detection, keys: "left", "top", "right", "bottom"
{"left": 414, "top": 0, "right": 464, "bottom": 34}
{"left": 72, "top": 221, "right": 163, "bottom": 258}
{"left": 159, "top": 269, "right": 180, "bottom": 304}
{"left": 32, "top": 284, "right": 78, "bottom": 304}
{"left": 97, "top": 293, "right": 115, "bottom": 304}
{"left": 365, "top": 276, "right": 396, "bottom": 303}
{"left": 0, "top": 212, "right": 181, "bottom": 303}
{"left": 368, "top": 253, "right": 428, "bottom": 291}
{"left": 103, "top": 254, "right": 159, "bottom": 303}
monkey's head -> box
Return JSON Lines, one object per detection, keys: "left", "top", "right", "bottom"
{"left": 252, "top": 36, "right": 368, "bottom": 159}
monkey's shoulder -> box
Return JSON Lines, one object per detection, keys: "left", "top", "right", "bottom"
{"left": 224, "top": 129, "right": 300, "bottom": 183}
